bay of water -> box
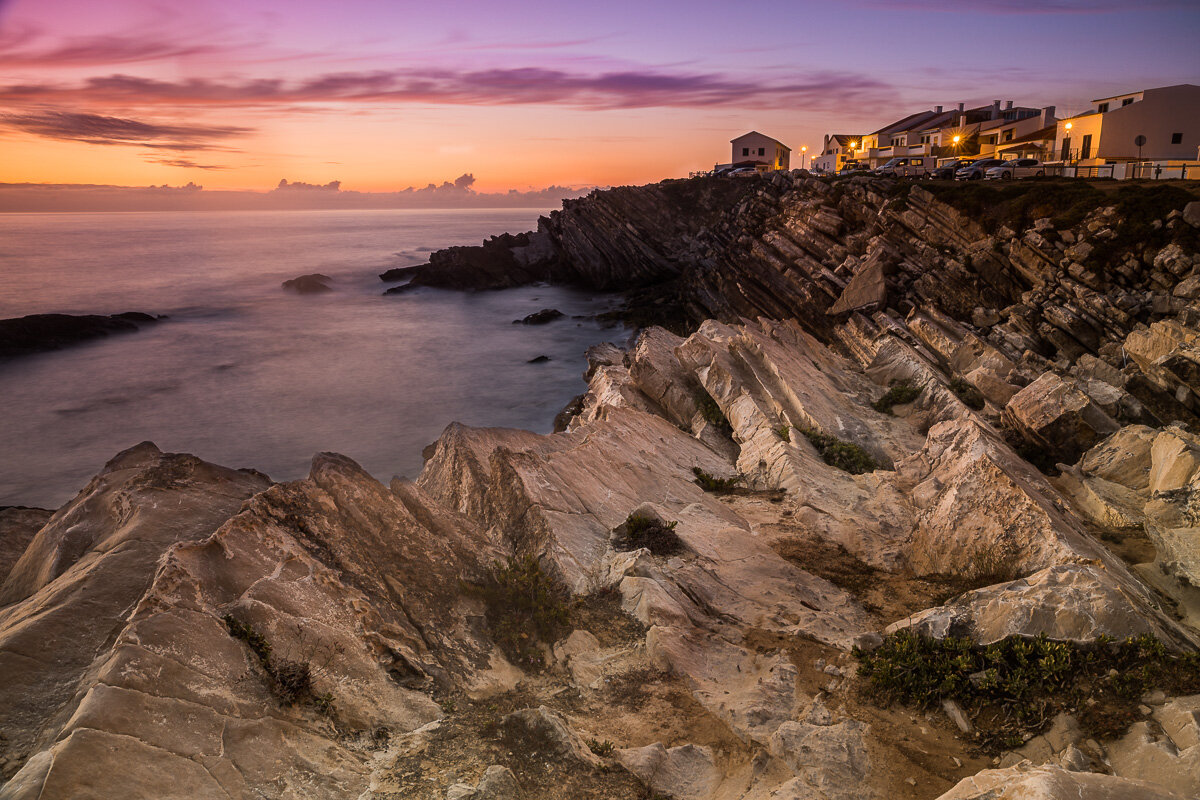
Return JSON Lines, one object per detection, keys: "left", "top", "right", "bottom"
{"left": 0, "top": 208, "right": 625, "bottom": 508}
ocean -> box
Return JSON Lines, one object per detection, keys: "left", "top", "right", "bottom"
{"left": 0, "top": 208, "right": 625, "bottom": 509}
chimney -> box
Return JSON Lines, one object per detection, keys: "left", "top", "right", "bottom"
{"left": 992, "top": 100, "right": 1001, "bottom": 118}
{"left": 1041, "top": 105, "right": 1056, "bottom": 126}
{"left": 957, "top": 102, "right": 965, "bottom": 113}
{"left": 1005, "top": 100, "right": 1014, "bottom": 110}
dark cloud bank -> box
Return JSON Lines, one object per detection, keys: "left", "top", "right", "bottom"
{"left": 0, "top": 174, "right": 592, "bottom": 212}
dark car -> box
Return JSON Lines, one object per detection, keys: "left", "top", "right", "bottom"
{"left": 928, "top": 159, "right": 972, "bottom": 180}
{"left": 836, "top": 163, "right": 872, "bottom": 176}
{"left": 955, "top": 158, "right": 1005, "bottom": 180}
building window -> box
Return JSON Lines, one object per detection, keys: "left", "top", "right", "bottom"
{"left": 1060, "top": 137, "right": 1071, "bottom": 160}
{"left": 1122, "top": 98, "right": 1134, "bottom": 106}
{"left": 1098, "top": 102, "right": 1109, "bottom": 113}
{"left": 1004, "top": 130, "right": 1014, "bottom": 142}
{"left": 742, "top": 148, "right": 749, "bottom": 156}
{"left": 758, "top": 148, "right": 765, "bottom": 156}
{"left": 1081, "top": 134, "right": 1092, "bottom": 159}
{"left": 1171, "top": 132, "right": 1183, "bottom": 144}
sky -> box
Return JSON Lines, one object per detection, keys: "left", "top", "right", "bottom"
{"left": 0, "top": 0, "right": 1197, "bottom": 193}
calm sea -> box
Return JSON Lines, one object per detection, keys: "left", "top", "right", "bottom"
{"left": 0, "top": 209, "right": 624, "bottom": 508}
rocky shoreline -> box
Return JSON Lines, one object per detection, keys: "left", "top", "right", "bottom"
{"left": 2, "top": 175, "right": 1200, "bottom": 799}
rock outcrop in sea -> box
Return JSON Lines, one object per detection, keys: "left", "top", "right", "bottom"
{"left": 0, "top": 312, "right": 163, "bottom": 359}
{"left": 3, "top": 173, "right": 1200, "bottom": 800}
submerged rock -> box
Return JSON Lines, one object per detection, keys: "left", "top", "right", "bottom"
{"left": 281, "top": 273, "right": 333, "bottom": 292}
{"left": 0, "top": 312, "right": 162, "bottom": 359}
{"left": 514, "top": 308, "right": 563, "bottom": 325}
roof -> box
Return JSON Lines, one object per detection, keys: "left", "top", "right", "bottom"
{"left": 1091, "top": 83, "right": 1198, "bottom": 103}
{"left": 831, "top": 134, "right": 863, "bottom": 146}
{"left": 730, "top": 131, "right": 791, "bottom": 151}
{"left": 996, "top": 126, "right": 1057, "bottom": 152}
{"left": 871, "top": 110, "right": 941, "bottom": 136}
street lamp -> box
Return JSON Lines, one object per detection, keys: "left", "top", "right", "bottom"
{"left": 801, "top": 145, "right": 808, "bottom": 169}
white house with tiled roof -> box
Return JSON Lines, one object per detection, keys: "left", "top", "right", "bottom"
{"left": 726, "top": 131, "right": 790, "bottom": 171}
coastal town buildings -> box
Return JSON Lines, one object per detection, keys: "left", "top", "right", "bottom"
{"left": 812, "top": 134, "right": 864, "bottom": 173}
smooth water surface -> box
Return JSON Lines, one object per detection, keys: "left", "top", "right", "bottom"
{"left": 0, "top": 209, "right": 625, "bottom": 508}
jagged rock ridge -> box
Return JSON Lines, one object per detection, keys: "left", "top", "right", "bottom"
{"left": 3, "top": 176, "right": 1200, "bottom": 800}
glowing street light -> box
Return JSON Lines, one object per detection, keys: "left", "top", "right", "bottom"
{"left": 801, "top": 145, "right": 808, "bottom": 169}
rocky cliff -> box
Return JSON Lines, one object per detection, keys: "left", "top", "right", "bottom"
{"left": 4, "top": 175, "right": 1200, "bottom": 800}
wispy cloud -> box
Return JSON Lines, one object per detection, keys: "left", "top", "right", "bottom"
{"left": 0, "top": 110, "right": 251, "bottom": 151}
{"left": 0, "top": 67, "right": 890, "bottom": 111}
{"left": 0, "top": 33, "right": 224, "bottom": 68}
{"left": 146, "top": 157, "right": 230, "bottom": 170}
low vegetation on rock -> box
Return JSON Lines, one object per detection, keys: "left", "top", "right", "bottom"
{"left": 871, "top": 380, "right": 922, "bottom": 415}
{"left": 797, "top": 427, "right": 878, "bottom": 474}
{"left": 223, "top": 614, "right": 339, "bottom": 710}
{"left": 949, "top": 377, "right": 986, "bottom": 410}
{"left": 695, "top": 388, "right": 732, "bottom": 434}
{"left": 691, "top": 466, "right": 741, "bottom": 492}
{"left": 612, "top": 512, "right": 685, "bottom": 556}
{"left": 855, "top": 630, "right": 1200, "bottom": 749}
{"left": 467, "top": 556, "right": 570, "bottom": 670}
{"left": 774, "top": 424, "right": 791, "bottom": 442}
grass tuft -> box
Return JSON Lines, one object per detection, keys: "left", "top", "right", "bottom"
{"left": 465, "top": 555, "right": 570, "bottom": 671}
{"left": 696, "top": 388, "right": 732, "bottom": 435}
{"left": 692, "top": 467, "right": 741, "bottom": 493}
{"left": 797, "top": 427, "right": 878, "bottom": 474}
{"left": 613, "top": 513, "right": 685, "bottom": 556}
{"left": 855, "top": 630, "right": 1200, "bottom": 749}
{"left": 950, "top": 377, "right": 986, "bottom": 410}
{"left": 872, "top": 380, "right": 922, "bottom": 415}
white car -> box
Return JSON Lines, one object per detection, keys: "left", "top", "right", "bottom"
{"left": 984, "top": 158, "right": 1046, "bottom": 180}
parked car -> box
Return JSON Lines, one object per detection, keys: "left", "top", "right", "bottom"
{"left": 927, "top": 159, "right": 972, "bottom": 180}
{"left": 874, "top": 156, "right": 935, "bottom": 178}
{"left": 837, "top": 163, "right": 872, "bottom": 176}
{"left": 984, "top": 158, "right": 1046, "bottom": 180}
{"left": 725, "top": 167, "right": 758, "bottom": 176}
{"left": 955, "top": 158, "right": 1005, "bottom": 180}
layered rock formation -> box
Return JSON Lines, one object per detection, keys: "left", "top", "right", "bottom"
{"left": 4, "top": 175, "right": 1200, "bottom": 800}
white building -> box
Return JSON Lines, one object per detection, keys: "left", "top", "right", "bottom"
{"left": 1052, "top": 84, "right": 1200, "bottom": 163}
{"left": 721, "top": 131, "right": 791, "bottom": 171}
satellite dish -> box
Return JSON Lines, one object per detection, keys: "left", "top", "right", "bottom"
{"left": 1134, "top": 135, "right": 1147, "bottom": 146}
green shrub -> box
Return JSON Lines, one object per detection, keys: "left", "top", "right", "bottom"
{"left": 950, "top": 377, "right": 986, "bottom": 410}
{"left": 774, "top": 424, "right": 791, "bottom": 442}
{"left": 613, "top": 513, "right": 685, "bottom": 556}
{"left": 223, "top": 615, "right": 338, "bottom": 708}
{"left": 587, "top": 738, "right": 616, "bottom": 757}
{"left": 798, "top": 427, "right": 878, "bottom": 474}
{"left": 855, "top": 630, "right": 1200, "bottom": 749}
{"left": 696, "top": 388, "right": 732, "bottom": 434}
{"left": 468, "top": 555, "right": 570, "bottom": 670}
{"left": 692, "top": 467, "right": 741, "bottom": 492}
{"left": 872, "top": 380, "right": 921, "bottom": 415}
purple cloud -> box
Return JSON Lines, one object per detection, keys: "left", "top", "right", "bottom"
{"left": 0, "top": 110, "right": 251, "bottom": 150}
{"left": 0, "top": 67, "right": 891, "bottom": 111}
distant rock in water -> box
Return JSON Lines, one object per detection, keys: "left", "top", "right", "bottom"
{"left": 515, "top": 308, "right": 564, "bottom": 325}
{"left": 379, "top": 265, "right": 421, "bottom": 282}
{"left": 282, "top": 273, "right": 333, "bottom": 293}
{"left": 383, "top": 283, "right": 419, "bottom": 296}
{"left": 0, "top": 312, "right": 162, "bottom": 359}
{"left": 528, "top": 355, "right": 551, "bottom": 363}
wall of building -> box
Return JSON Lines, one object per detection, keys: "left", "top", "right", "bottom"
{"left": 1097, "top": 85, "right": 1200, "bottom": 160}
{"left": 730, "top": 133, "right": 790, "bottom": 170}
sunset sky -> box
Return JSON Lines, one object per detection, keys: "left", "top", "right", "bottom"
{"left": 1, "top": 0, "right": 1197, "bottom": 193}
